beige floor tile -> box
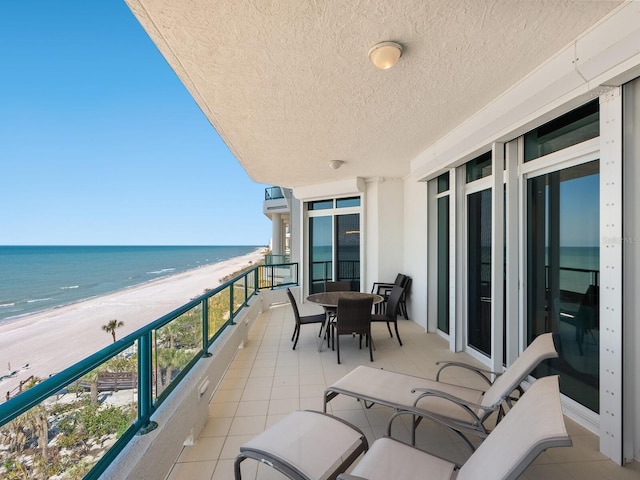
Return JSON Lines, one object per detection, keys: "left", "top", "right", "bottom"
{"left": 244, "top": 376, "right": 273, "bottom": 389}
{"left": 212, "top": 458, "right": 256, "bottom": 480}
{"left": 209, "top": 401, "right": 238, "bottom": 418}
{"left": 270, "top": 385, "right": 299, "bottom": 399}
{"left": 299, "top": 384, "right": 326, "bottom": 398}
{"left": 219, "top": 434, "right": 255, "bottom": 460}
{"left": 267, "top": 397, "right": 299, "bottom": 415}
{"left": 223, "top": 367, "right": 251, "bottom": 379}
{"left": 249, "top": 366, "right": 275, "bottom": 377}
{"left": 177, "top": 436, "right": 225, "bottom": 463}
{"left": 271, "top": 374, "right": 299, "bottom": 386}
{"left": 235, "top": 400, "right": 269, "bottom": 416}
{"left": 240, "top": 386, "right": 271, "bottom": 401}
{"left": 211, "top": 388, "right": 243, "bottom": 403}
{"left": 228, "top": 415, "right": 266, "bottom": 436}
{"left": 200, "top": 417, "right": 233, "bottom": 438}
{"left": 167, "top": 460, "right": 216, "bottom": 480}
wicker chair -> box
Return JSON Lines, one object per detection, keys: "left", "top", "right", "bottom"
{"left": 332, "top": 296, "right": 374, "bottom": 364}
{"left": 286, "top": 288, "right": 326, "bottom": 350}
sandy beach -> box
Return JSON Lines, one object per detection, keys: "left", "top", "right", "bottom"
{"left": 0, "top": 249, "right": 265, "bottom": 401}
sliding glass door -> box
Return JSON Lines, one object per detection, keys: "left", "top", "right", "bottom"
{"left": 308, "top": 197, "right": 361, "bottom": 293}
{"left": 527, "top": 160, "right": 600, "bottom": 412}
{"left": 467, "top": 188, "right": 492, "bottom": 356}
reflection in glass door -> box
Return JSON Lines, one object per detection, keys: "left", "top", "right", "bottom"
{"left": 336, "top": 214, "right": 360, "bottom": 291}
{"left": 309, "top": 216, "right": 332, "bottom": 293}
{"left": 468, "top": 189, "right": 492, "bottom": 356}
{"left": 527, "top": 160, "right": 599, "bottom": 412}
{"left": 437, "top": 195, "right": 450, "bottom": 333}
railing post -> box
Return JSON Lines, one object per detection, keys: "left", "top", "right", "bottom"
{"left": 230, "top": 283, "right": 236, "bottom": 325}
{"left": 202, "top": 298, "right": 212, "bottom": 357}
{"left": 244, "top": 274, "right": 248, "bottom": 304}
{"left": 270, "top": 265, "right": 274, "bottom": 289}
{"left": 137, "top": 331, "right": 158, "bottom": 434}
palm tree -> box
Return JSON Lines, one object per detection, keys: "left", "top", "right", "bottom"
{"left": 101, "top": 319, "right": 124, "bottom": 343}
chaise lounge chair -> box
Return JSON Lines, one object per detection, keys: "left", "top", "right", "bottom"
{"left": 337, "top": 375, "right": 571, "bottom": 480}
{"left": 324, "top": 332, "right": 559, "bottom": 450}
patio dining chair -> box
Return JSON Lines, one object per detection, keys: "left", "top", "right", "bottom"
{"left": 325, "top": 280, "right": 352, "bottom": 292}
{"left": 371, "top": 273, "right": 410, "bottom": 318}
{"left": 337, "top": 375, "right": 571, "bottom": 480}
{"left": 332, "top": 296, "right": 374, "bottom": 364}
{"left": 324, "top": 332, "right": 559, "bottom": 450}
{"left": 323, "top": 280, "right": 352, "bottom": 324}
{"left": 286, "top": 288, "right": 326, "bottom": 350}
{"left": 370, "top": 284, "right": 404, "bottom": 346}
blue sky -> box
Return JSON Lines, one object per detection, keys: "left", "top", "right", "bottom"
{"left": 0, "top": 2, "right": 271, "bottom": 246}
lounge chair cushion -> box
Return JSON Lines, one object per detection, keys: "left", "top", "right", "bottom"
{"left": 348, "top": 437, "right": 455, "bottom": 480}
{"left": 480, "top": 332, "right": 558, "bottom": 408}
{"left": 238, "top": 410, "right": 367, "bottom": 479}
{"left": 329, "top": 366, "right": 484, "bottom": 423}
{"left": 457, "top": 376, "right": 570, "bottom": 480}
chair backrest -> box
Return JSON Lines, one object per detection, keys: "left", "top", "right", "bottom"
{"left": 335, "top": 297, "right": 373, "bottom": 335}
{"left": 480, "top": 332, "right": 559, "bottom": 409}
{"left": 402, "top": 276, "right": 411, "bottom": 294}
{"left": 393, "top": 274, "right": 407, "bottom": 287}
{"left": 325, "top": 281, "right": 351, "bottom": 292}
{"left": 384, "top": 285, "right": 404, "bottom": 319}
{"left": 286, "top": 288, "right": 301, "bottom": 323}
{"left": 458, "top": 375, "right": 571, "bottom": 480}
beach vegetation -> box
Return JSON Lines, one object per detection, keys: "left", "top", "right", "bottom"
{"left": 101, "top": 319, "right": 124, "bottom": 343}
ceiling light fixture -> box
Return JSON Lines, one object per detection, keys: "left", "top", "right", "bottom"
{"left": 368, "top": 41, "right": 402, "bottom": 69}
{"left": 328, "top": 160, "right": 345, "bottom": 170}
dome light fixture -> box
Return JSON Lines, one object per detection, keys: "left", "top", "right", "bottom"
{"left": 328, "top": 160, "right": 345, "bottom": 169}
{"left": 368, "top": 41, "right": 402, "bottom": 70}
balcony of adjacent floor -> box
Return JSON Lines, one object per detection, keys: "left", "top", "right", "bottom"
{"left": 165, "top": 300, "right": 639, "bottom": 480}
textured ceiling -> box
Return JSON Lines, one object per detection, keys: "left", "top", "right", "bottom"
{"left": 125, "top": 0, "right": 622, "bottom": 188}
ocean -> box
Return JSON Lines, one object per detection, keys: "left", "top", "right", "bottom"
{"left": 0, "top": 245, "right": 262, "bottom": 323}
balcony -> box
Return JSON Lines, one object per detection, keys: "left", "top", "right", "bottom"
{"left": 163, "top": 297, "right": 638, "bottom": 480}
{"left": 263, "top": 187, "right": 290, "bottom": 219}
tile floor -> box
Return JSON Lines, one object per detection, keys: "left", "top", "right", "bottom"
{"left": 166, "top": 302, "right": 640, "bottom": 480}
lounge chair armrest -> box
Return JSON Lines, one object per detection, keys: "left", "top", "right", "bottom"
{"left": 435, "top": 361, "right": 501, "bottom": 385}
{"left": 337, "top": 475, "right": 369, "bottom": 480}
{"left": 411, "top": 387, "right": 498, "bottom": 415}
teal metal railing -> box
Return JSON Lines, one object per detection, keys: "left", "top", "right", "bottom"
{"left": 0, "top": 262, "right": 298, "bottom": 480}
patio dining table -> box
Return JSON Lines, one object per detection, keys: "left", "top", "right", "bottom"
{"left": 307, "top": 291, "right": 383, "bottom": 352}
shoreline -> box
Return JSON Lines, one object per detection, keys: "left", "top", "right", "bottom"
{"left": 0, "top": 248, "right": 265, "bottom": 401}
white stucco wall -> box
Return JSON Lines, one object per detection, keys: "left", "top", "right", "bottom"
{"left": 364, "top": 178, "right": 404, "bottom": 292}
{"left": 402, "top": 178, "right": 429, "bottom": 330}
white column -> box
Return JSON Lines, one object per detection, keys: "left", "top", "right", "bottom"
{"left": 600, "top": 88, "right": 623, "bottom": 464}
{"left": 272, "top": 213, "right": 282, "bottom": 255}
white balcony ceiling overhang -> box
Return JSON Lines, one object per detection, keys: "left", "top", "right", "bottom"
{"left": 125, "top": 0, "right": 623, "bottom": 188}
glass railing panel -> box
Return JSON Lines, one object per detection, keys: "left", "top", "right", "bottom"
{"left": 153, "top": 306, "right": 202, "bottom": 401}
{"left": 264, "top": 186, "right": 284, "bottom": 200}
{"left": 232, "top": 278, "right": 247, "bottom": 315}
{"left": 257, "top": 263, "right": 297, "bottom": 289}
{"left": 207, "top": 289, "right": 230, "bottom": 342}
{"left": 0, "top": 351, "right": 138, "bottom": 479}
{"left": 245, "top": 270, "right": 257, "bottom": 296}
